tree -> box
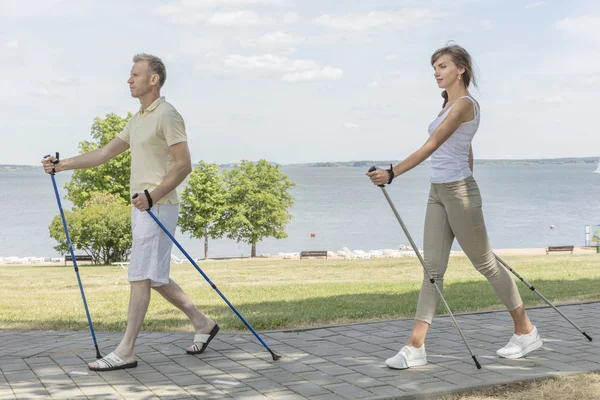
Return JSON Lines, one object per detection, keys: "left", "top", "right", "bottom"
{"left": 222, "top": 160, "right": 295, "bottom": 257}
{"left": 64, "top": 113, "right": 132, "bottom": 208}
{"left": 179, "top": 161, "right": 227, "bottom": 259}
{"left": 49, "top": 193, "right": 132, "bottom": 264}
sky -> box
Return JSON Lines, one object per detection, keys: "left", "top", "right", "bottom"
{"left": 2, "top": 0, "right": 599, "bottom": 165}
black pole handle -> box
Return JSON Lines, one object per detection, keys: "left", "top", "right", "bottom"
{"left": 367, "top": 165, "right": 385, "bottom": 187}
{"left": 43, "top": 153, "right": 60, "bottom": 175}
{"left": 132, "top": 191, "right": 153, "bottom": 210}
{"left": 43, "top": 152, "right": 60, "bottom": 162}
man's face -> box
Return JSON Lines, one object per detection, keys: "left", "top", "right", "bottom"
{"left": 127, "top": 61, "right": 153, "bottom": 98}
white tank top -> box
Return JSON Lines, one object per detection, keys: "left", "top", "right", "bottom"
{"left": 428, "top": 95, "right": 480, "bottom": 183}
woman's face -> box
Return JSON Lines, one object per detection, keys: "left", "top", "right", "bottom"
{"left": 433, "top": 54, "right": 464, "bottom": 89}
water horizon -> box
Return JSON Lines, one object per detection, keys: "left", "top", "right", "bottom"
{"left": 1, "top": 163, "right": 599, "bottom": 259}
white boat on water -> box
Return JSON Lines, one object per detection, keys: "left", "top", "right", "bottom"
{"left": 595, "top": 160, "right": 600, "bottom": 174}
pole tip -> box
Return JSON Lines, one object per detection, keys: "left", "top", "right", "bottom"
{"left": 473, "top": 356, "right": 482, "bottom": 369}
{"left": 269, "top": 349, "right": 281, "bottom": 361}
{"left": 584, "top": 332, "right": 593, "bottom": 342}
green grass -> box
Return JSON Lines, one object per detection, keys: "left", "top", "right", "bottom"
{"left": 1, "top": 254, "right": 598, "bottom": 333}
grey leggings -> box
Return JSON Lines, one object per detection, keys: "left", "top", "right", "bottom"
{"left": 415, "top": 176, "right": 523, "bottom": 324}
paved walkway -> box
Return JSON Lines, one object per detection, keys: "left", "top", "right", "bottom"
{"left": 1, "top": 302, "right": 599, "bottom": 400}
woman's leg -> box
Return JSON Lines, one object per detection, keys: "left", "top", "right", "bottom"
{"left": 440, "top": 177, "right": 541, "bottom": 358}
{"left": 410, "top": 186, "right": 456, "bottom": 345}
{"left": 508, "top": 304, "right": 534, "bottom": 335}
{"left": 386, "top": 186, "right": 454, "bottom": 369}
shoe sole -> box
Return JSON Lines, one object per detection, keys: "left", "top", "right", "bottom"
{"left": 498, "top": 339, "right": 543, "bottom": 359}
{"left": 386, "top": 358, "right": 427, "bottom": 370}
{"left": 89, "top": 361, "right": 138, "bottom": 372}
{"left": 187, "top": 324, "right": 220, "bottom": 355}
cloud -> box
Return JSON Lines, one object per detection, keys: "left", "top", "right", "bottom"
{"left": 480, "top": 19, "right": 495, "bottom": 30}
{"left": 161, "top": 14, "right": 205, "bottom": 25}
{"left": 197, "top": 53, "right": 343, "bottom": 82}
{"left": 176, "top": 37, "right": 229, "bottom": 54}
{"left": 181, "top": 0, "right": 285, "bottom": 6}
{"left": 283, "top": 11, "right": 300, "bottom": 24}
{"left": 207, "top": 11, "right": 274, "bottom": 26}
{"left": 344, "top": 123, "right": 359, "bottom": 129}
{"left": 3, "top": 40, "right": 19, "bottom": 49}
{"left": 20, "top": 76, "right": 92, "bottom": 101}
{"left": 240, "top": 31, "right": 301, "bottom": 51}
{"left": 364, "top": 69, "right": 423, "bottom": 90}
{"left": 153, "top": 4, "right": 204, "bottom": 24}
{"left": 227, "top": 112, "right": 265, "bottom": 122}
{"left": 283, "top": 67, "right": 343, "bottom": 82}
{"left": 351, "top": 103, "right": 403, "bottom": 120}
{"left": 312, "top": 9, "right": 442, "bottom": 32}
{"left": 222, "top": 54, "right": 315, "bottom": 71}
{"left": 29, "top": 86, "right": 68, "bottom": 99}
{"left": 2, "top": 0, "right": 90, "bottom": 17}
{"left": 555, "top": 16, "right": 600, "bottom": 38}
{"left": 154, "top": 3, "right": 183, "bottom": 16}
{"left": 526, "top": 95, "right": 566, "bottom": 104}
{"left": 544, "top": 96, "right": 565, "bottom": 104}
{"left": 525, "top": 1, "right": 545, "bottom": 8}
{"left": 51, "top": 77, "right": 89, "bottom": 88}
{"left": 385, "top": 54, "right": 398, "bottom": 61}
{"left": 154, "top": 2, "right": 278, "bottom": 25}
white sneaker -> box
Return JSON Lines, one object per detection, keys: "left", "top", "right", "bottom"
{"left": 496, "top": 326, "right": 543, "bottom": 359}
{"left": 385, "top": 345, "right": 427, "bottom": 369}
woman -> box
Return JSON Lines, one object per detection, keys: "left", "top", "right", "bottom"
{"left": 367, "top": 43, "right": 542, "bottom": 370}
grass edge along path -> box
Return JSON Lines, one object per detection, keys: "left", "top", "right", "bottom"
{"left": 0, "top": 254, "right": 598, "bottom": 332}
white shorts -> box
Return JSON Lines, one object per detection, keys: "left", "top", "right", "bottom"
{"left": 128, "top": 203, "right": 179, "bottom": 287}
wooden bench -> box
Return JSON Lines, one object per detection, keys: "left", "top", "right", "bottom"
{"left": 546, "top": 245, "right": 574, "bottom": 255}
{"left": 300, "top": 251, "right": 328, "bottom": 259}
{"left": 65, "top": 254, "right": 94, "bottom": 265}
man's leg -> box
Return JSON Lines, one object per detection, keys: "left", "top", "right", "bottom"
{"left": 153, "top": 279, "right": 216, "bottom": 351}
{"left": 88, "top": 280, "right": 151, "bottom": 367}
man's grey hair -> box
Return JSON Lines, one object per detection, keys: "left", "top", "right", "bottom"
{"left": 133, "top": 53, "right": 167, "bottom": 88}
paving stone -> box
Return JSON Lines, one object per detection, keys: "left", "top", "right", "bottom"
{"left": 0, "top": 301, "right": 598, "bottom": 399}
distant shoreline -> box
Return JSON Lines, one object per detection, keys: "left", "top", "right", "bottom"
{"left": 3, "top": 156, "right": 599, "bottom": 171}
{"left": 296, "top": 157, "right": 598, "bottom": 168}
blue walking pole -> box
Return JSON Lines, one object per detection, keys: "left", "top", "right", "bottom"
{"left": 133, "top": 193, "right": 281, "bottom": 361}
{"left": 45, "top": 152, "right": 102, "bottom": 360}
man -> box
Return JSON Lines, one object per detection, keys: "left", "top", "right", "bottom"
{"left": 42, "top": 54, "right": 219, "bottom": 371}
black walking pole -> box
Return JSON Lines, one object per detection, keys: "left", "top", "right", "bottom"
{"left": 45, "top": 152, "right": 102, "bottom": 360}
{"left": 133, "top": 194, "right": 281, "bottom": 361}
{"left": 368, "top": 166, "right": 481, "bottom": 369}
{"left": 495, "top": 255, "right": 592, "bottom": 341}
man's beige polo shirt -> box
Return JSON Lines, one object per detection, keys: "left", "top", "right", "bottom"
{"left": 118, "top": 97, "right": 187, "bottom": 205}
